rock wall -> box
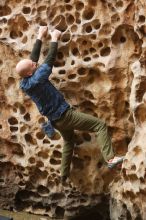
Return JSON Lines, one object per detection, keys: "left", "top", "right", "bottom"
{"left": 0, "top": 0, "right": 145, "bottom": 219}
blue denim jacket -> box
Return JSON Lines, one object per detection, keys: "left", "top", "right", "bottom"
{"left": 20, "top": 63, "right": 70, "bottom": 137}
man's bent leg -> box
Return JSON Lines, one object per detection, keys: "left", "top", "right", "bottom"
{"left": 58, "top": 109, "right": 114, "bottom": 162}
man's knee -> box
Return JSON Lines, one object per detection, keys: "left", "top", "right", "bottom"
{"left": 95, "top": 120, "right": 107, "bottom": 132}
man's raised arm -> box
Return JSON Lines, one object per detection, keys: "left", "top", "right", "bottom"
{"left": 44, "top": 29, "right": 61, "bottom": 67}
{"left": 30, "top": 26, "right": 48, "bottom": 62}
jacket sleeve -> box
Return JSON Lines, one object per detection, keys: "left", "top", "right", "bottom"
{"left": 43, "top": 42, "right": 58, "bottom": 67}
{"left": 28, "top": 64, "right": 52, "bottom": 86}
{"left": 30, "top": 39, "right": 42, "bottom": 62}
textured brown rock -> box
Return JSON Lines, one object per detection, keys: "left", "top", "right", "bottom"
{"left": 0, "top": 0, "right": 146, "bottom": 219}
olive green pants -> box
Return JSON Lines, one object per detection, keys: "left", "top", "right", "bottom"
{"left": 53, "top": 108, "right": 114, "bottom": 177}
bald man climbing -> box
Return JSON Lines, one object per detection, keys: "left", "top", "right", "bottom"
{"left": 16, "top": 26, "right": 124, "bottom": 184}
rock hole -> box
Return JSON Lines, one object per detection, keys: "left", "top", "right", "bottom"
{"left": 13, "top": 107, "right": 17, "bottom": 113}
{"left": 56, "top": 144, "right": 62, "bottom": 149}
{"left": 10, "top": 30, "right": 18, "bottom": 39}
{"left": 56, "top": 16, "right": 67, "bottom": 32}
{"left": 59, "top": 69, "right": 66, "bottom": 75}
{"left": 7, "top": 77, "right": 15, "bottom": 85}
{"left": 0, "top": 154, "right": 6, "bottom": 159}
{"left": 85, "top": 25, "right": 92, "bottom": 33}
{"left": 71, "top": 60, "right": 75, "bottom": 65}
{"left": 97, "top": 161, "right": 103, "bottom": 168}
{"left": 19, "top": 31, "right": 23, "bottom": 37}
{"left": 25, "top": 133, "right": 36, "bottom": 145}
{"left": 8, "top": 117, "right": 18, "bottom": 125}
{"left": 11, "top": 135, "right": 17, "bottom": 141}
{"left": 84, "top": 155, "right": 91, "bottom": 162}
{"left": 78, "top": 67, "right": 87, "bottom": 75}
{"left": 0, "top": 59, "right": 3, "bottom": 65}
{"left": 43, "top": 139, "right": 50, "bottom": 144}
{"left": 57, "top": 51, "right": 64, "bottom": 59}
{"left": 91, "top": 34, "right": 96, "bottom": 40}
{"left": 19, "top": 105, "right": 26, "bottom": 114}
{"left": 89, "top": 68, "right": 99, "bottom": 75}
{"left": 22, "top": 6, "right": 31, "bottom": 14}
{"left": 38, "top": 117, "right": 45, "bottom": 124}
{"left": 36, "top": 161, "right": 44, "bottom": 168}
{"left": 82, "top": 40, "right": 87, "bottom": 45}
{"left": 93, "top": 54, "right": 99, "bottom": 58}
{"left": 0, "top": 5, "right": 11, "bottom": 16}
{"left": 65, "top": 5, "right": 73, "bottom": 11}
{"left": 31, "top": 8, "right": 36, "bottom": 15}
{"left": 50, "top": 132, "right": 61, "bottom": 140}
{"left": 19, "top": 181, "right": 25, "bottom": 187}
{"left": 61, "top": 33, "right": 71, "bottom": 42}
{"left": 88, "top": 0, "right": 97, "bottom": 6}
{"left": 68, "top": 74, "right": 77, "bottom": 80}
{"left": 66, "top": 14, "right": 75, "bottom": 25}
{"left": 50, "top": 158, "right": 61, "bottom": 165}
{"left": 37, "top": 6, "right": 46, "bottom": 12}
{"left": 53, "top": 150, "right": 62, "bottom": 158}
{"left": 100, "top": 47, "right": 111, "bottom": 56}
{"left": 83, "top": 8, "right": 95, "bottom": 20}
{"left": 120, "top": 36, "right": 126, "bottom": 43}
{"left": 71, "top": 24, "right": 78, "bottom": 32}
{"left": 131, "top": 164, "right": 136, "bottom": 171}
{"left": 55, "top": 206, "right": 65, "bottom": 218}
{"left": 83, "top": 50, "right": 88, "bottom": 56}
{"left": 28, "top": 157, "right": 36, "bottom": 164}
{"left": 24, "top": 113, "right": 31, "bottom": 121}
{"left": 111, "top": 14, "right": 120, "bottom": 24}
{"left": 22, "top": 36, "right": 28, "bottom": 44}
{"left": 116, "top": 1, "right": 123, "bottom": 8}
{"left": 2, "top": 18, "right": 7, "bottom": 24}
{"left": 38, "top": 150, "right": 49, "bottom": 159}
{"left": 37, "top": 185, "right": 49, "bottom": 195}
{"left": 98, "top": 42, "right": 103, "bottom": 48}
{"left": 84, "top": 57, "right": 91, "bottom": 62}
{"left": 138, "top": 15, "right": 145, "bottom": 23}
{"left": 90, "top": 47, "right": 96, "bottom": 53}
{"left": 93, "top": 19, "right": 101, "bottom": 29}
{"left": 51, "top": 77, "right": 60, "bottom": 83}
{"left": 0, "top": 124, "right": 2, "bottom": 129}
{"left": 84, "top": 90, "right": 94, "bottom": 99}
{"left": 72, "top": 47, "right": 79, "bottom": 56}
{"left": 36, "top": 131, "right": 45, "bottom": 140}
{"left": 10, "top": 126, "right": 18, "bottom": 132}
{"left": 39, "top": 20, "right": 47, "bottom": 26}
{"left": 75, "top": 1, "right": 84, "bottom": 10}
{"left": 133, "top": 146, "right": 142, "bottom": 155}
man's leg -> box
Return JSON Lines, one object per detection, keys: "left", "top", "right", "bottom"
{"left": 63, "top": 108, "right": 115, "bottom": 162}
{"left": 53, "top": 108, "right": 115, "bottom": 181}
{"left": 65, "top": 109, "right": 124, "bottom": 168}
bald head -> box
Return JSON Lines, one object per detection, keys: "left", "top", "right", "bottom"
{"left": 16, "top": 59, "right": 37, "bottom": 78}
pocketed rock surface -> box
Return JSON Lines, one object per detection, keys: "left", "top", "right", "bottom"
{"left": 0, "top": 0, "right": 145, "bottom": 219}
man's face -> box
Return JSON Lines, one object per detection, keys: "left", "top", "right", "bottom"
{"left": 16, "top": 59, "right": 38, "bottom": 78}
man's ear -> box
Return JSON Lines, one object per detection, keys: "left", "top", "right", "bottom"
{"left": 27, "top": 71, "right": 33, "bottom": 76}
